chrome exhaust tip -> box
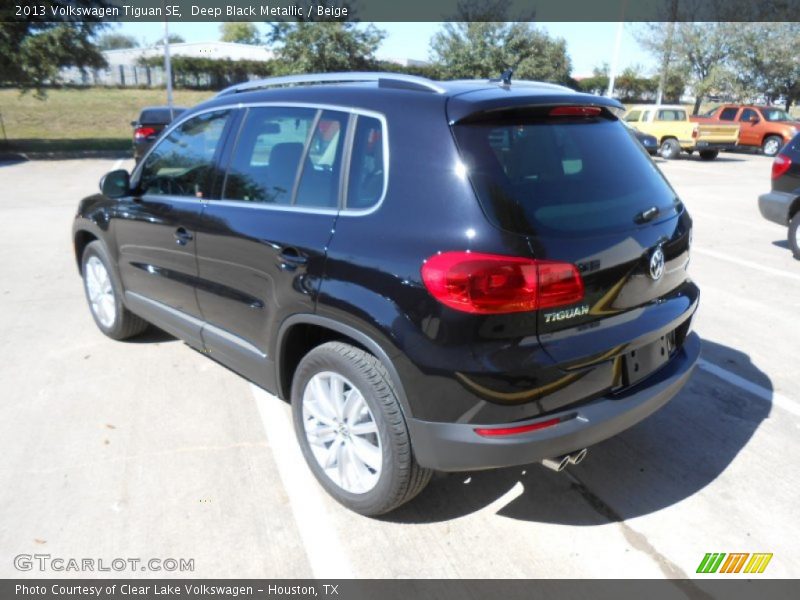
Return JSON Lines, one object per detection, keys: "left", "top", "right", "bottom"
{"left": 541, "top": 454, "right": 570, "bottom": 472}
{"left": 568, "top": 448, "right": 588, "bottom": 465}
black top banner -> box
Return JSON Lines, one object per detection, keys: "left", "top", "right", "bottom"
{"left": 3, "top": 0, "right": 800, "bottom": 22}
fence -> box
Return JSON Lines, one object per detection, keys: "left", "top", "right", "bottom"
{"left": 60, "top": 65, "right": 168, "bottom": 88}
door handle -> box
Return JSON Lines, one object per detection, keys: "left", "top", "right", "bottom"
{"left": 174, "top": 227, "right": 193, "bottom": 245}
{"left": 279, "top": 248, "right": 307, "bottom": 270}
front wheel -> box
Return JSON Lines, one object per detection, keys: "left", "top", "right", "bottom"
{"left": 789, "top": 213, "right": 800, "bottom": 260}
{"left": 763, "top": 135, "right": 783, "bottom": 157}
{"left": 81, "top": 241, "right": 148, "bottom": 340}
{"left": 659, "top": 138, "right": 681, "bottom": 159}
{"left": 291, "top": 341, "right": 432, "bottom": 515}
{"left": 699, "top": 150, "right": 719, "bottom": 161}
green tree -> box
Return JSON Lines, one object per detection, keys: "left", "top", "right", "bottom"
{"left": 220, "top": 22, "right": 261, "bottom": 45}
{"left": 155, "top": 34, "right": 185, "bottom": 45}
{"left": 729, "top": 23, "right": 800, "bottom": 110}
{"left": 429, "top": 21, "right": 571, "bottom": 84}
{"left": 428, "top": 2, "right": 570, "bottom": 84}
{"left": 0, "top": 2, "right": 109, "bottom": 95}
{"left": 271, "top": 22, "right": 385, "bottom": 73}
{"left": 97, "top": 32, "right": 139, "bottom": 50}
{"left": 674, "top": 23, "right": 736, "bottom": 114}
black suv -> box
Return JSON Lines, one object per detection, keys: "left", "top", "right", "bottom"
{"left": 759, "top": 132, "right": 800, "bottom": 258}
{"left": 73, "top": 73, "right": 700, "bottom": 515}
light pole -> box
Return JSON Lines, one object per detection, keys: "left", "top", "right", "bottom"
{"left": 606, "top": 22, "right": 624, "bottom": 98}
{"left": 163, "top": 12, "right": 174, "bottom": 119}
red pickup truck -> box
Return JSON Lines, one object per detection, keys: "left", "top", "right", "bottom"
{"left": 691, "top": 105, "right": 798, "bottom": 156}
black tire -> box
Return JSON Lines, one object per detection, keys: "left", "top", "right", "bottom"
{"left": 291, "top": 341, "right": 432, "bottom": 516}
{"left": 699, "top": 150, "right": 719, "bottom": 161}
{"left": 659, "top": 138, "right": 681, "bottom": 159}
{"left": 762, "top": 135, "right": 783, "bottom": 157}
{"left": 81, "top": 240, "right": 149, "bottom": 340}
{"left": 789, "top": 212, "right": 800, "bottom": 260}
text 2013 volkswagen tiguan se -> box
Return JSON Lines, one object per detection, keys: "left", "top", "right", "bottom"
{"left": 73, "top": 73, "right": 700, "bottom": 515}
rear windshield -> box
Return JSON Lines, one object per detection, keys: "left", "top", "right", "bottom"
{"left": 452, "top": 117, "right": 680, "bottom": 236}
{"left": 139, "top": 108, "right": 184, "bottom": 124}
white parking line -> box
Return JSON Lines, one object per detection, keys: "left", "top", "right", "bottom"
{"left": 250, "top": 384, "right": 355, "bottom": 578}
{"left": 697, "top": 359, "right": 800, "bottom": 417}
{"left": 693, "top": 247, "right": 800, "bottom": 282}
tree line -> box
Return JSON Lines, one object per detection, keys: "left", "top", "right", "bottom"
{"left": 1, "top": 3, "right": 798, "bottom": 111}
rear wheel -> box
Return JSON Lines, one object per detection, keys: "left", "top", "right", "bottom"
{"left": 659, "top": 138, "right": 681, "bottom": 159}
{"left": 291, "top": 341, "right": 432, "bottom": 515}
{"left": 789, "top": 212, "right": 800, "bottom": 260}
{"left": 81, "top": 241, "right": 148, "bottom": 340}
{"left": 699, "top": 150, "right": 719, "bottom": 161}
{"left": 763, "top": 135, "right": 783, "bottom": 157}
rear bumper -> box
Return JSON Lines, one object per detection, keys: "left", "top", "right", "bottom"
{"left": 408, "top": 332, "right": 701, "bottom": 472}
{"left": 758, "top": 191, "right": 794, "bottom": 226}
{"left": 694, "top": 141, "right": 737, "bottom": 151}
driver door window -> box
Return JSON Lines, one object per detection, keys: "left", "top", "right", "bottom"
{"left": 139, "top": 110, "right": 231, "bottom": 199}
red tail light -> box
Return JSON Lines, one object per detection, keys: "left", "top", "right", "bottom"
{"left": 772, "top": 154, "right": 792, "bottom": 179}
{"left": 474, "top": 417, "right": 562, "bottom": 437}
{"left": 549, "top": 106, "right": 602, "bottom": 117}
{"left": 134, "top": 126, "right": 157, "bottom": 140}
{"left": 691, "top": 126, "right": 699, "bottom": 139}
{"left": 421, "top": 251, "right": 584, "bottom": 314}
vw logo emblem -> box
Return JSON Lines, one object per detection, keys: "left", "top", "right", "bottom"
{"left": 649, "top": 246, "right": 665, "bottom": 281}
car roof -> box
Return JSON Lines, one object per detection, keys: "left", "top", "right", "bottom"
{"left": 190, "top": 73, "right": 624, "bottom": 122}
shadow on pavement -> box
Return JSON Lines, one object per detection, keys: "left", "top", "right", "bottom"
{"left": 125, "top": 326, "right": 176, "bottom": 344}
{"left": 771, "top": 239, "right": 789, "bottom": 250}
{"left": 384, "top": 337, "right": 771, "bottom": 525}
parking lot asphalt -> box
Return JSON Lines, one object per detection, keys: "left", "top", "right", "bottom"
{"left": 0, "top": 152, "right": 797, "bottom": 584}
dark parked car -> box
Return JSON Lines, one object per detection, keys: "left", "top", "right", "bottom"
{"left": 131, "top": 105, "right": 186, "bottom": 162}
{"left": 758, "top": 132, "right": 800, "bottom": 258}
{"left": 73, "top": 73, "right": 700, "bottom": 515}
{"left": 628, "top": 124, "right": 658, "bottom": 155}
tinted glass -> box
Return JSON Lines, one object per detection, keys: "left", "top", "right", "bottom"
{"left": 139, "top": 108, "right": 185, "bottom": 124}
{"left": 223, "top": 107, "right": 317, "bottom": 204}
{"left": 739, "top": 108, "right": 758, "bottom": 122}
{"left": 139, "top": 110, "right": 230, "bottom": 198}
{"left": 347, "top": 116, "right": 385, "bottom": 209}
{"left": 294, "top": 110, "right": 349, "bottom": 208}
{"left": 719, "top": 108, "right": 738, "bottom": 120}
{"left": 453, "top": 117, "right": 680, "bottom": 236}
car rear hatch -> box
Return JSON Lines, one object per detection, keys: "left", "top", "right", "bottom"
{"left": 773, "top": 133, "right": 800, "bottom": 192}
{"left": 448, "top": 90, "right": 698, "bottom": 392}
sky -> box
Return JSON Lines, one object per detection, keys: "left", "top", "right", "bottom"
{"left": 115, "top": 21, "right": 654, "bottom": 77}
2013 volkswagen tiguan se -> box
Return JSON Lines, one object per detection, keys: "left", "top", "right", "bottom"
{"left": 73, "top": 73, "right": 700, "bottom": 515}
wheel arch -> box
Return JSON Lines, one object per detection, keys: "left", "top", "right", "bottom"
{"left": 275, "top": 315, "right": 412, "bottom": 419}
{"left": 73, "top": 229, "right": 99, "bottom": 274}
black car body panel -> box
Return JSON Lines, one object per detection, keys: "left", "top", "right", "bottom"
{"left": 759, "top": 133, "right": 800, "bottom": 226}
{"left": 74, "top": 76, "right": 700, "bottom": 472}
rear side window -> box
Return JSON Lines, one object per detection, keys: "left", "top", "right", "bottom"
{"left": 453, "top": 116, "right": 680, "bottom": 236}
{"left": 223, "top": 107, "right": 348, "bottom": 208}
{"left": 347, "top": 116, "right": 385, "bottom": 209}
{"left": 656, "top": 109, "right": 686, "bottom": 121}
{"left": 719, "top": 107, "right": 738, "bottom": 121}
{"left": 139, "top": 109, "right": 230, "bottom": 198}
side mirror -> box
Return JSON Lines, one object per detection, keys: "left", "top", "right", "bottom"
{"left": 100, "top": 169, "right": 130, "bottom": 198}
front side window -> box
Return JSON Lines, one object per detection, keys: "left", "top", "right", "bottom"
{"left": 138, "top": 110, "right": 230, "bottom": 198}
{"left": 762, "top": 108, "right": 793, "bottom": 122}
{"left": 739, "top": 108, "right": 759, "bottom": 122}
{"left": 223, "top": 107, "right": 348, "bottom": 208}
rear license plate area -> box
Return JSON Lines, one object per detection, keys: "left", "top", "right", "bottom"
{"left": 622, "top": 331, "right": 676, "bottom": 387}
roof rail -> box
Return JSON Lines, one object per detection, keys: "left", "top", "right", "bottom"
{"left": 215, "top": 72, "right": 447, "bottom": 97}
